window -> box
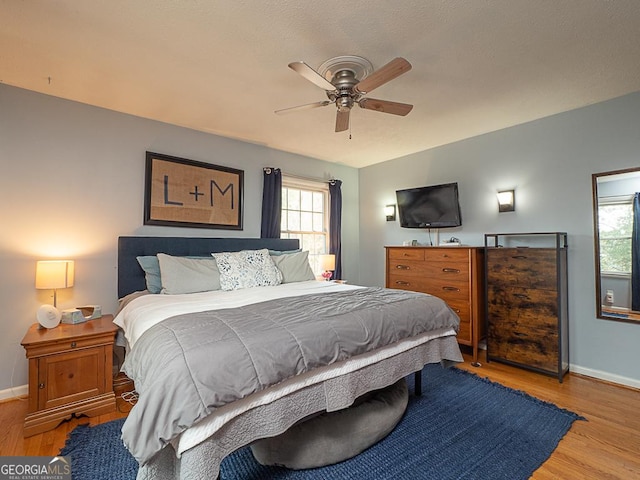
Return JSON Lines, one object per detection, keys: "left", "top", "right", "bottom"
{"left": 281, "top": 177, "right": 329, "bottom": 275}
{"left": 598, "top": 196, "right": 633, "bottom": 275}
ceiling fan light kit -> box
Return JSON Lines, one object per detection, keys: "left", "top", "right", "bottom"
{"left": 276, "top": 55, "right": 413, "bottom": 133}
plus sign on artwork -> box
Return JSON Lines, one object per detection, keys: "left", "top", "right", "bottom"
{"left": 144, "top": 151, "right": 244, "bottom": 230}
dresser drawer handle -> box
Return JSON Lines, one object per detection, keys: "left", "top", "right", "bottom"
{"left": 511, "top": 255, "right": 527, "bottom": 259}
{"left": 70, "top": 342, "right": 77, "bottom": 348}
{"left": 442, "top": 286, "right": 460, "bottom": 292}
{"left": 395, "top": 265, "right": 410, "bottom": 270}
{"left": 442, "top": 268, "right": 460, "bottom": 273}
{"left": 513, "top": 293, "right": 528, "bottom": 299}
{"left": 395, "top": 281, "right": 411, "bottom": 286}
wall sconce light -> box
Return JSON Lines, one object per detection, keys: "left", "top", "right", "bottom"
{"left": 497, "top": 190, "right": 515, "bottom": 212}
{"left": 319, "top": 254, "right": 336, "bottom": 281}
{"left": 385, "top": 204, "right": 396, "bottom": 221}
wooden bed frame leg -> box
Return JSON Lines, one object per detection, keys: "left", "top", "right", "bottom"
{"left": 414, "top": 371, "right": 422, "bottom": 396}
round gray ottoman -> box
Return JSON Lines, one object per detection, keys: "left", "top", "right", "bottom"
{"left": 250, "top": 378, "right": 409, "bottom": 469}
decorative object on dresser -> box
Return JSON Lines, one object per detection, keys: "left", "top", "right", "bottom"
{"left": 484, "top": 232, "right": 569, "bottom": 382}
{"left": 385, "top": 246, "right": 485, "bottom": 366}
{"left": 21, "top": 315, "right": 118, "bottom": 437}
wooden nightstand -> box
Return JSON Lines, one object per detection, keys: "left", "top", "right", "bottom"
{"left": 21, "top": 314, "right": 118, "bottom": 437}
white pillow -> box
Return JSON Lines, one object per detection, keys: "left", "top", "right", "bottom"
{"left": 157, "top": 253, "right": 221, "bottom": 295}
{"left": 271, "top": 251, "right": 316, "bottom": 283}
{"left": 212, "top": 249, "right": 283, "bottom": 291}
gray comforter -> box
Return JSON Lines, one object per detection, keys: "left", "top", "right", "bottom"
{"left": 121, "top": 287, "right": 460, "bottom": 464}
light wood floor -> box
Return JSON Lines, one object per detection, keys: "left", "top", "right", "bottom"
{"left": 2, "top": 350, "right": 639, "bottom": 479}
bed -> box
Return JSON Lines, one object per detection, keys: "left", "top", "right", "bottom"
{"left": 114, "top": 236, "right": 464, "bottom": 480}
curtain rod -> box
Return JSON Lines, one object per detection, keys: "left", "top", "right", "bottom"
{"left": 264, "top": 167, "right": 338, "bottom": 184}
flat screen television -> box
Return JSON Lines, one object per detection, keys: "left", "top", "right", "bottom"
{"left": 396, "top": 182, "right": 462, "bottom": 228}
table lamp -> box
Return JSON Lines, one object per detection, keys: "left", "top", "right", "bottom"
{"left": 319, "top": 254, "right": 335, "bottom": 281}
{"left": 35, "top": 260, "right": 74, "bottom": 328}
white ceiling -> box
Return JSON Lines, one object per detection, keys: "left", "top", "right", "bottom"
{"left": 2, "top": 1, "right": 640, "bottom": 168}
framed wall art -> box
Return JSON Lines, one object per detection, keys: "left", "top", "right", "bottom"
{"left": 144, "top": 152, "right": 244, "bottom": 230}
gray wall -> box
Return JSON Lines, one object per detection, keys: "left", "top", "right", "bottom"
{"left": 0, "top": 84, "right": 359, "bottom": 394}
{"left": 358, "top": 91, "right": 640, "bottom": 387}
{"left": 2, "top": 81, "right": 639, "bottom": 393}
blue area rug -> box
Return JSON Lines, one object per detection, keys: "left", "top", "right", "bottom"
{"left": 60, "top": 365, "right": 582, "bottom": 479}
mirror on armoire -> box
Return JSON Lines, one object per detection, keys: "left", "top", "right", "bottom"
{"left": 592, "top": 167, "right": 640, "bottom": 322}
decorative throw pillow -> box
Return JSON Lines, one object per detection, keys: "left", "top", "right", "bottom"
{"left": 136, "top": 256, "right": 162, "bottom": 294}
{"left": 271, "top": 251, "right": 316, "bottom": 283}
{"left": 212, "top": 249, "right": 283, "bottom": 291}
{"left": 157, "top": 254, "right": 221, "bottom": 295}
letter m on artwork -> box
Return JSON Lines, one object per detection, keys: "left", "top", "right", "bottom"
{"left": 211, "top": 181, "right": 234, "bottom": 209}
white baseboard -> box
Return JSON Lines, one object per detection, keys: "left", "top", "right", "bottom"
{"left": 0, "top": 384, "right": 28, "bottom": 401}
{"left": 571, "top": 365, "right": 640, "bottom": 390}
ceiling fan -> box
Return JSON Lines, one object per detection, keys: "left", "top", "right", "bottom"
{"left": 275, "top": 55, "right": 413, "bottom": 132}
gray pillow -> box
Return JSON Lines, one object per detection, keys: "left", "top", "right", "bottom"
{"left": 268, "top": 249, "right": 302, "bottom": 256}
{"left": 271, "top": 251, "right": 316, "bottom": 283}
{"left": 136, "top": 256, "right": 162, "bottom": 294}
{"left": 157, "top": 253, "right": 221, "bottom": 295}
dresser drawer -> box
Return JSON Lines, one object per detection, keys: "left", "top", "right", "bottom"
{"left": 446, "top": 299, "right": 471, "bottom": 323}
{"left": 488, "top": 321, "right": 559, "bottom": 371}
{"left": 486, "top": 248, "right": 558, "bottom": 290}
{"left": 387, "top": 274, "right": 428, "bottom": 292}
{"left": 423, "top": 248, "right": 470, "bottom": 264}
{"left": 387, "top": 260, "right": 428, "bottom": 277}
{"left": 422, "top": 260, "right": 469, "bottom": 278}
{"left": 488, "top": 286, "right": 559, "bottom": 326}
{"left": 421, "top": 276, "right": 470, "bottom": 302}
{"left": 456, "top": 320, "right": 471, "bottom": 344}
{"left": 388, "top": 248, "right": 425, "bottom": 261}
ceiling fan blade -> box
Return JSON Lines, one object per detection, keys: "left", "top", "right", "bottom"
{"left": 335, "top": 109, "right": 350, "bottom": 132}
{"left": 288, "top": 61, "right": 336, "bottom": 91}
{"left": 275, "top": 101, "right": 331, "bottom": 115}
{"left": 359, "top": 98, "right": 413, "bottom": 116}
{"left": 354, "top": 57, "right": 412, "bottom": 94}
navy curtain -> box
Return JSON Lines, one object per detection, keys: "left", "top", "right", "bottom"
{"left": 260, "top": 167, "right": 282, "bottom": 239}
{"left": 329, "top": 179, "right": 342, "bottom": 280}
{"left": 632, "top": 193, "right": 640, "bottom": 311}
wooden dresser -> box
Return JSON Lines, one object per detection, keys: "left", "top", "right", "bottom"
{"left": 385, "top": 246, "right": 485, "bottom": 364}
{"left": 484, "top": 233, "right": 569, "bottom": 382}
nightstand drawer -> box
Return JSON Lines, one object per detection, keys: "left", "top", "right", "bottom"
{"left": 25, "top": 332, "right": 116, "bottom": 357}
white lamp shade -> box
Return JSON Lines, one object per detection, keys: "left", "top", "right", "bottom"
{"left": 35, "top": 260, "right": 75, "bottom": 289}
{"left": 319, "top": 254, "right": 336, "bottom": 271}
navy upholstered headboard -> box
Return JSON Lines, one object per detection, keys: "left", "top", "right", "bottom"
{"left": 117, "top": 236, "right": 300, "bottom": 299}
